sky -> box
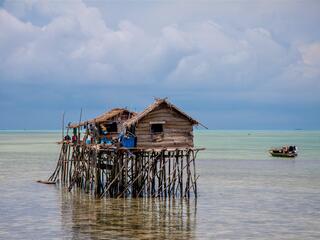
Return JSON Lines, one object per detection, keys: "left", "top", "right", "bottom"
{"left": 0, "top": 0, "right": 320, "bottom": 130}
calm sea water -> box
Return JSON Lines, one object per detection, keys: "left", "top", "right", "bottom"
{"left": 0, "top": 130, "right": 320, "bottom": 239}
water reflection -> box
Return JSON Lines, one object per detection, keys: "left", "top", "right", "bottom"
{"left": 2, "top": 131, "right": 320, "bottom": 239}
{"left": 60, "top": 189, "right": 197, "bottom": 239}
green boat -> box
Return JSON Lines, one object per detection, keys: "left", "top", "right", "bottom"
{"left": 269, "top": 146, "right": 298, "bottom": 158}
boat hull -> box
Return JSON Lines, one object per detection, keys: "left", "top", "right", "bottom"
{"left": 269, "top": 150, "right": 297, "bottom": 158}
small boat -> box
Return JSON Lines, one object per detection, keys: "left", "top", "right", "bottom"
{"left": 269, "top": 145, "right": 298, "bottom": 158}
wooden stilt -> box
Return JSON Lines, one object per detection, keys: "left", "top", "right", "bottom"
{"left": 49, "top": 142, "right": 200, "bottom": 199}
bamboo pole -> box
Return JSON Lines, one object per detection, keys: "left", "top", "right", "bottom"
{"left": 192, "top": 150, "right": 198, "bottom": 197}
{"left": 49, "top": 138, "right": 200, "bottom": 199}
{"left": 61, "top": 111, "right": 65, "bottom": 141}
{"left": 180, "top": 151, "right": 183, "bottom": 197}
{"left": 100, "top": 164, "right": 126, "bottom": 198}
{"left": 185, "top": 149, "right": 191, "bottom": 198}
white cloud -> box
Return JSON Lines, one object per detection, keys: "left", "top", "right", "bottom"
{"left": 299, "top": 42, "right": 320, "bottom": 78}
{"left": 0, "top": 0, "right": 319, "bottom": 99}
{"left": 1, "top": 0, "right": 320, "bottom": 129}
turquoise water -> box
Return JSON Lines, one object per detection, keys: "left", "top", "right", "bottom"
{"left": 196, "top": 130, "right": 320, "bottom": 160}
{"left": 0, "top": 130, "right": 320, "bottom": 239}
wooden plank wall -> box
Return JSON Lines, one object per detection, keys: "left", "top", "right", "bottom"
{"left": 135, "top": 105, "right": 194, "bottom": 148}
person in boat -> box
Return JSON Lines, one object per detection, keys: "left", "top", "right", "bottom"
{"left": 288, "top": 146, "right": 297, "bottom": 153}
{"left": 270, "top": 145, "right": 298, "bottom": 157}
{"left": 282, "top": 146, "right": 288, "bottom": 153}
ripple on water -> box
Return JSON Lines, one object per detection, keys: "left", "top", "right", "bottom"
{"left": 0, "top": 131, "right": 320, "bottom": 239}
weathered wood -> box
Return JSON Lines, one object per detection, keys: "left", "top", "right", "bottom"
{"left": 136, "top": 124, "right": 192, "bottom": 132}
{"left": 133, "top": 103, "right": 195, "bottom": 149}
{"left": 192, "top": 150, "right": 198, "bottom": 197}
{"left": 48, "top": 98, "right": 204, "bottom": 198}
{"left": 100, "top": 164, "right": 126, "bottom": 198}
{"left": 50, "top": 142, "right": 200, "bottom": 199}
{"left": 37, "top": 180, "right": 56, "bottom": 184}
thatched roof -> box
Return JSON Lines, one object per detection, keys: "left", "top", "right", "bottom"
{"left": 123, "top": 98, "right": 200, "bottom": 128}
{"left": 69, "top": 108, "right": 135, "bottom": 128}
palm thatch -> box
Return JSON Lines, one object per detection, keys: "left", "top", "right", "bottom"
{"left": 69, "top": 108, "right": 136, "bottom": 128}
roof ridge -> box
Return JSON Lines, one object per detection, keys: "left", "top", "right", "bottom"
{"left": 124, "top": 98, "right": 199, "bottom": 128}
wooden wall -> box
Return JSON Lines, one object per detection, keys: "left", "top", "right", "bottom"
{"left": 135, "top": 105, "right": 194, "bottom": 148}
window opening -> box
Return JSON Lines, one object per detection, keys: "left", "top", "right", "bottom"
{"left": 151, "top": 124, "right": 163, "bottom": 133}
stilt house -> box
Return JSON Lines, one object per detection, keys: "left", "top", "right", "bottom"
{"left": 69, "top": 108, "right": 135, "bottom": 139}
{"left": 123, "top": 98, "right": 199, "bottom": 148}
{"left": 48, "top": 98, "right": 203, "bottom": 199}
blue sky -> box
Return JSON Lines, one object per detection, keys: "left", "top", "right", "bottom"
{"left": 0, "top": 0, "right": 319, "bottom": 130}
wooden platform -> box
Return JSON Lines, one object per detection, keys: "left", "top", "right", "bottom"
{"left": 48, "top": 142, "right": 202, "bottom": 198}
